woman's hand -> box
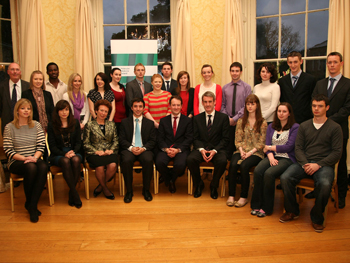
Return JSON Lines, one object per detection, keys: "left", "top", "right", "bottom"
{"left": 24, "top": 156, "right": 37, "bottom": 164}
{"left": 95, "top": 150, "right": 105, "bottom": 156}
{"left": 154, "top": 121, "right": 159, "bottom": 129}
{"left": 263, "top": 145, "right": 270, "bottom": 153}
{"left": 80, "top": 123, "right": 85, "bottom": 130}
{"left": 104, "top": 150, "right": 114, "bottom": 155}
{"left": 268, "top": 155, "right": 278, "bottom": 166}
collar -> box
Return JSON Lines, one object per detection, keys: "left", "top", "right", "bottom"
{"left": 329, "top": 73, "right": 342, "bottom": 81}
{"left": 9, "top": 79, "right": 21, "bottom": 87}
{"left": 133, "top": 115, "right": 143, "bottom": 122}
{"left": 205, "top": 110, "right": 215, "bottom": 118}
{"left": 291, "top": 70, "right": 302, "bottom": 79}
{"left": 45, "top": 79, "right": 64, "bottom": 87}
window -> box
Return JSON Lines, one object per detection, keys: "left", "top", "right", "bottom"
{"left": 254, "top": 0, "right": 329, "bottom": 83}
{"left": 102, "top": 0, "right": 171, "bottom": 75}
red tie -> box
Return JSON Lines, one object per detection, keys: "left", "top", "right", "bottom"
{"left": 173, "top": 116, "right": 177, "bottom": 136}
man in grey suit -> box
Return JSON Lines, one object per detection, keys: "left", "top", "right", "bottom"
{"left": 0, "top": 63, "right": 30, "bottom": 134}
{"left": 125, "top": 63, "right": 152, "bottom": 112}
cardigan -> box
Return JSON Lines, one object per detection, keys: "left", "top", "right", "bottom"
{"left": 193, "top": 83, "right": 222, "bottom": 115}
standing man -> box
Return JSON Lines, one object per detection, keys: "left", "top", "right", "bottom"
{"left": 125, "top": 63, "right": 152, "bottom": 112}
{"left": 0, "top": 63, "right": 29, "bottom": 134}
{"left": 119, "top": 98, "right": 157, "bottom": 203}
{"left": 221, "top": 62, "right": 251, "bottom": 157}
{"left": 312, "top": 51, "right": 350, "bottom": 209}
{"left": 156, "top": 95, "right": 193, "bottom": 193}
{"left": 187, "top": 91, "right": 229, "bottom": 199}
{"left": 279, "top": 94, "right": 342, "bottom": 232}
{"left": 279, "top": 51, "right": 316, "bottom": 124}
{"left": 161, "top": 62, "right": 177, "bottom": 94}
{"left": 45, "top": 62, "right": 67, "bottom": 105}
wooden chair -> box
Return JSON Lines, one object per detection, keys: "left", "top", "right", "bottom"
{"left": 10, "top": 172, "right": 53, "bottom": 212}
{"left": 155, "top": 160, "right": 188, "bottom": 194}
{"left": 296, "top": 162, "right": 339, "bottom": 227}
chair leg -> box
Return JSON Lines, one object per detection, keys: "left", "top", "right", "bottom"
{"left": 220, "top": 174, "right": 226, "bottom": 198}
{"left": 118, "top": 166, "right": 123, "bottom": 196}
{"left": 297, "top": 187, "right": 303, "bottom": 204}
{"left": 187, "top": 170, "right": 191, "bottom": 195}
{"left": 155, "top": 171, "right": 159, "bottom": 195}
{"left": 47, "top": 172, "right": 54, "bottom": 206}
{"left": 10, "top": 178, "right": 14, "bottom": 212}
{"left": 84, "top": 167, "right": 89, "bottom": 200}
{"left": 153, "top": 165, "right": 157, "bottom": 195}
{"left": 334, "top": 185, "right": 339, "bottom": 212}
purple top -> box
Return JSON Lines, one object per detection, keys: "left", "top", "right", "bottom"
{"left": 265, "top": 122, "right": 299, "bottom": 163}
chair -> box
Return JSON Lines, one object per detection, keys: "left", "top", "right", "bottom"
{"left": 296, "top": 162, "right": 339, "bottom": 227}
{"left": 155, "top": 160, "right": 188, "bottom": 194}
{"left": 10, "top": 172, "right": 53, "bottom": 212}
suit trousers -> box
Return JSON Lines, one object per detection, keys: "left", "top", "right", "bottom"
{"left": 337, "top": 139, "right": 349, "bottom": 199}
{"left": 155, "top": 151, "right": 188, "bottom": 183}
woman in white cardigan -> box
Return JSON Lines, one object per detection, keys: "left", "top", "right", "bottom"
{"left": 63, "top": 73, "right": 90, "bottom": 129}
{"left": 253, "top": 63, "right": 280, "bottom": 124}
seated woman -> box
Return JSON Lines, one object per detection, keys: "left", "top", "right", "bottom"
{"left": 22, "top": 70, "right": 54, "bottom": 132}
{"left": 250, "top": 102, "right": 299, "bottom": 217}
{"left": 83, "top": 100, "right": 118, "bottom": 200}
{"left": 143, "top": 73, "right": 171, "bottom": 128}
{"left": 173, "top": 71, "right": 194, "bottom": 118}
{"left": 3, "top": 99, "right": 47, "bottom": 223}
{"left": 47, "top": 100, "right": 83, "bottom": 209}
{"left": 226, "top": 94, "right": 267, "bottom": 208}
{"left": 63, "top": 73, "right": 90, "bottom": 130}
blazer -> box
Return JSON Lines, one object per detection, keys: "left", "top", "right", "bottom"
{"left": 157, "top": 114, "right": 193, "bottom": 153}
{"left": 161, "top": 78, "right": 177, "bottom": 94}
{"left": 173, "top": 88, "right": 195, "bottom": 116}
{"left": 312, "top": 76, "right": 350, "bottom": 139}
{"left": 21, "top": 89, "right": 55, "bottom": 124}
{"left": 47, "top": 119, "right": 82, "bottom": 163}
{"left": 278, "top": 72, "right": 316, "bottom": 124}
{"left": 0, "top": 79, "right": 30, "bottom": 133}
{"left": 119, "top": 115, "right": 156, "bottom": 151}
{"left": 83, "top": 119, "right": 118, "bottom": 155}
{"left": 125, "top": 79, "right": 152, "bottom": 109}
{"left": 193, "top": 110, "right": 230, "bottom": 157}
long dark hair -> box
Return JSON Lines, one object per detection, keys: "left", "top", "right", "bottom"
{"left": 52, "top": 100, "right": 76, "bottom": 134}
{"left": 175, "top": 71, "right": 191, "bottom": 94}
{"left": 94, "top": 72, "right": 111, "bottom": 91}
{"left": 241, "top": 94, "right": 264, "bottom": 132}
{"left": 272, "top": 102, "right": 295, "bottom": 131}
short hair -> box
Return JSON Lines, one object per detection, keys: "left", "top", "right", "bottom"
{"left": 201, "top": 64, "right": 215, "bottom": 78}
{"left": 169, "top": 95, "right": 182, "bottom": 105}
{"left": 151, "top": 73, "right": 163, "bottom": 83}
{"left": 131, "top": 98, "right": 145, "bottom": 107}
{"left": 52, "top": 100, "right": 76, "bottom": 134}
{"left": 272, "top": 102, "right": 296, "bottom": 131}
{"left": 175, "top": 71, "right": 191, "bottom": 94}
{"left": 256, "top": 63, "right": 278, "bottom": 83}
{"left": 46, "top": 62, "right": 58, "bottom": 72}
{"left": 94, "top": 99, "right": 112, "bottom": 113}
{"left": 161, "top": 62, "right": 173, "bottom": 70}
{"left": 287, "top": 51, "right": 302, "bottom": 61}
{"left": 230, "top": 62, "right": 242, "bottom": 71}
{"left": 312, "top": 94, "right": 329, "bottom": 107}
{"left": 327, "top": 51, "right": 343, "bottom": 62}
{"left": 134, "top": 63, "right": 145, "bottom": 71}
{"left": 202, "top": 91, "right": 216, "bottom": 101}
{"left": 12, "top": 99, "right": 34, "bottom": 129}
{"left": 94, "top": 72, "right": 110, "bottom": 91}
{"left": 29, "top": 70, "right": 46, "bottom": 90}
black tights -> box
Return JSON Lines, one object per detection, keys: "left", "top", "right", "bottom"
{"left": 58, "top": 156, "right": 82, "bottom": 203}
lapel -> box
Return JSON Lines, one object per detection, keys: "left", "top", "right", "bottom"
{"left": 174, "top": 114, "right": 185, "bottom": 139}
{"left": 285, "top": 74, "right": 294, "bottom": 90}
{"left": 126, "top": 115, "right": 134, "bottom": 142}
{"left": 93, "top": 120, "right": 106, "bottom": 138}
{"left": 293, "top": 72, "right": 305, "bottom": 91}
{"left": 141, "top": 116, "right": 148, "bottom": 141}
{"left": 330, "top": 76, "right": 345, "bottom": 100}
{"left": 198, "top": 112, "right": 208, "bottom": 139}
{"left": 28, "top": 90, "right": 38, "bottom": 113}
{"left": 4, "top": 80, "right": 11, "bottom": 106}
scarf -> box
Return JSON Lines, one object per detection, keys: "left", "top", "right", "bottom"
{"left": 71, "top": 92, "right": 84, "bottom": 121}
{"left": 32, "top": 89, "right": 48, "bottom": 131}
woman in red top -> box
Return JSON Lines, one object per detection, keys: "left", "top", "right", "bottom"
{"left": 173, "top": 71, "right": 194, "bottom": 118}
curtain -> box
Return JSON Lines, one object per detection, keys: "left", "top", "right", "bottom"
{"left": 18, "top": 0, "right": 48, "bottom": 81}
{"left": 327, "top": 0, "right": 350, "bottom": 77}
{"left": 173, "top": 0, "right": 196, "bottom": 85}
{"left": 221, "top": 0, "right": 243, "bottom": 85}
{"left": 75, "top": 0, "right": 97, "bottom": 92}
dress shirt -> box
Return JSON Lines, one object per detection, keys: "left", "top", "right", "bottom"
{"left": 171, "top": 113, "right": 180, "bottom": 132}
{"left": 221, "top": 79, "right": 251, "bottom": 121}
{"left": 327, "top": 73, "right": 342, "bottom": 90}
{"left": 45, "top": 79, "right": 67, "bottom": 105}
{"left": 129, "top": 115, "right": 144, "bottom": 151}
{"left": 290, "top": 70, "right": 302, "bottom": 86}
{"left": 9, "top": 79, "right": 21, "bottom": 101}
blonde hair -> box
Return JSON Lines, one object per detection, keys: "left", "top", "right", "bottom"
{"left": 29, "top": 70, "right": 45, "bottom": 90}
{"left": 12, "top": 99, "right": 34, "bottom": 129}
{"left": 67, "top": 73, "right": 85, "bottom": 102}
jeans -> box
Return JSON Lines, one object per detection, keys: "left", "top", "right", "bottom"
{"left": 280, "top": 163, "right": 334, "bottom": 225}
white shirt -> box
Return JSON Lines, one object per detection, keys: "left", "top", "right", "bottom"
{"left": 198, "top": 83, "right": 217, "bottom": 114}
{"left": 129, "top": 115, "right": 144, "bottom": 151}
{"left": 9, "top": 79, "right": 21, "bottom": 101}
{"left": 45, "top": 79, "right": 67, "bottom": 105}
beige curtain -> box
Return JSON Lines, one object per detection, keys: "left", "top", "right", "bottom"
{"left": 327, "top": 0, "right": 350, "bottom": 77}
{"left": 221, "top": 0, "right": 244, "bottom": 85}
{"left": 18, "top": 0, "right": 48, "bottom": 81}
{"left": 75, "top": 0, "right": 97, "bottom": 92}
{"left": 173, "top": 0, "right": 196, "bottom": 85}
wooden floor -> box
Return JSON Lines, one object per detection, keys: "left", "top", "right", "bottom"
{"left": 1, "top": 173, "right": 350, "bottom": 263}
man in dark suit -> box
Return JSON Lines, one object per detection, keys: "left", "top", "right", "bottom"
{"left": 119, "top": 98, "right": 157, "bottom": 203}
{"left": 156, "top": 95, "right": 193, "bottom": 193}
{"left": 125, "top": 63, "right": 152, "bottom": 112}
{"left": 279, "top": 51, "right": 316, "bottom": 124}
{"left": 187, "top": 91, "right": 229, "bottom": 199}
{"left": 0, "top": 63, "right": 29, "bottom": 134}
{"left": 312, "top": 51, "right": 350, "bottom": 209}
{"left": 161, "top": 62, "right": 177, "bottom": 94}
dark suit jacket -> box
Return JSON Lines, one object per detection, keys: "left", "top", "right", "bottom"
{"left": 0, "top": 79, "right": 30, "bottom": 133}
{"left": 312, "top": 76, "right": 350, "bottom": 139}
{"left": 158, "top": 114, "right": 193, "bottom": 153}
{"left": 119, "top": 115, "right": 156, "bottom": 151}
{"left": 173, "top": 88, "right": 194, "bottom": 116}
{"left": 125, "top": 79, "right": 152, "bottom": 110}
{"left": 278, "top": 72, "right": 316, "bottom": 124}
{"left": 22, "top": 89, "right": 54, "bottom": 124}
{"left": 161, "top": 78, "right": 177, "bottom": 94}
{"left": 193, "top": 110, "right": 230, "bottom": 157}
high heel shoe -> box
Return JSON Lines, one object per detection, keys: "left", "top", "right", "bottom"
{"left": 104, "top": 192, "right": 115, "bottom": 200}
{"left": 93, "top": 185, "right": 102, "bottom": 197}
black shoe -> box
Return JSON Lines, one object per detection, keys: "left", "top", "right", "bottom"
{"left": 276, "top": 183, "right": 282, "bottom": 190}
{"left": 25, "top": 202, "right": 41, "bottom": 216}
{"left": 124, "top": 192, "right": 133, "bottom": 203}
{"left": 14, "top": 181, "right": 21, "bottom": 188}
{"left": 104, "top": 192, "right": 115, "bottom": 200}
{"left": 194, "top": 181, "right": 204, "bottom": 198}
{"left": 159, "top": 175, "right": 165, "bottom": 184}
{"left": 75, "top": 202, "right": 83, "bottom": 209}
{"left": 305, "top": 191, "right": 315, "bottom": 199}
{"left": 339, "top": 197, "right": 346, "bottom": 209}
{"left": 169, "top": 181, "right": 176, "bottom": 193}
{"left": 29, "top": 210, "right": 39, "bottom": 223}
{"left": 142, "top": 190, "right": 153, "bottom": 201}
{"left": 210, "top": 186, "right": 218, "bottom": 199}
{"left": 93, "top": 185, "right": 102, "bottom": 197}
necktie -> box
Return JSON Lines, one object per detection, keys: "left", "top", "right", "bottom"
{"left": 231, "top": 83, "right": 237, "bottom": 116}
{"left": 139, "top": 82, "right": 144, "bottom": 96}
{"left": 173, "top": 116, "right": 177, "bottom": 137}
{"left": 207, "top": 115, "right": 212, "bottom": 135}
{"left": 135, "top": 118, "right": 142, "bottom": 147}
{"left": 11, "top": 83, "right": 17, "bottom": 116}
{"left": 166, "top": 81, "right": 170, "bottom": 91}
{"left": 292, "top": 76, "right": 298, "bottom": 88}
{"left": 328, "top": 78, "right": 336, "bottom": 98}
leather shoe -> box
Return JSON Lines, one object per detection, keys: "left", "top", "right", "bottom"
{"left": 279, "top": 212, "right": 299, "bottom": 223}
{"left": 142, "top": 190, "right": 153, "bottom": 201}
{"left": 210, "top": 186, "right": 218, "bottom": 199}
{"left": 169, "top": 181, "right": 176, "bottom": 193}
{"left": 338, "top": 198, "right": 345, "bottom": 209}
{"left": 159, "top": 175, "right": 165, "bottom": 184}
{"left": 93, "top": 185, "right": 102, "bottom": 197}
{"left": 124, "top": 192, "right": 133, "bottom": 203}
{"left": 104, "top": 192, "right": 115, "bottom": 200}
{"left": 312, "top": 222, "right": 324, "bottom": 233}
{"left": 193, "top": 181, "right": 204, "bottom": 198}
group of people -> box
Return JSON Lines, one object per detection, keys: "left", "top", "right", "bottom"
{"left": 0, "top": 51, "right": 349, "bottom": 233}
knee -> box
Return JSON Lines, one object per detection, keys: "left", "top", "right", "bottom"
{"left": 59, "top": 157, "right": 71, "bottom": 167}
{"left": 108, "top": 162, "right": 117, "bottom": 170}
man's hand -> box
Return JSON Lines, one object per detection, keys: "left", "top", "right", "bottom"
{"left": 166, "top": 148, "right": 179, "bottom": 158}
{"left": 132, "top": 147, "right": 145, "bottom": 156}
{"left": 200, "top": 149, "right": 216, "bottom": 162}
{"left": 229, "top": 118, "right": 236, "bottom": 126}
{"left": 304, "top": 163, "right": 320, "bottom": 175}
